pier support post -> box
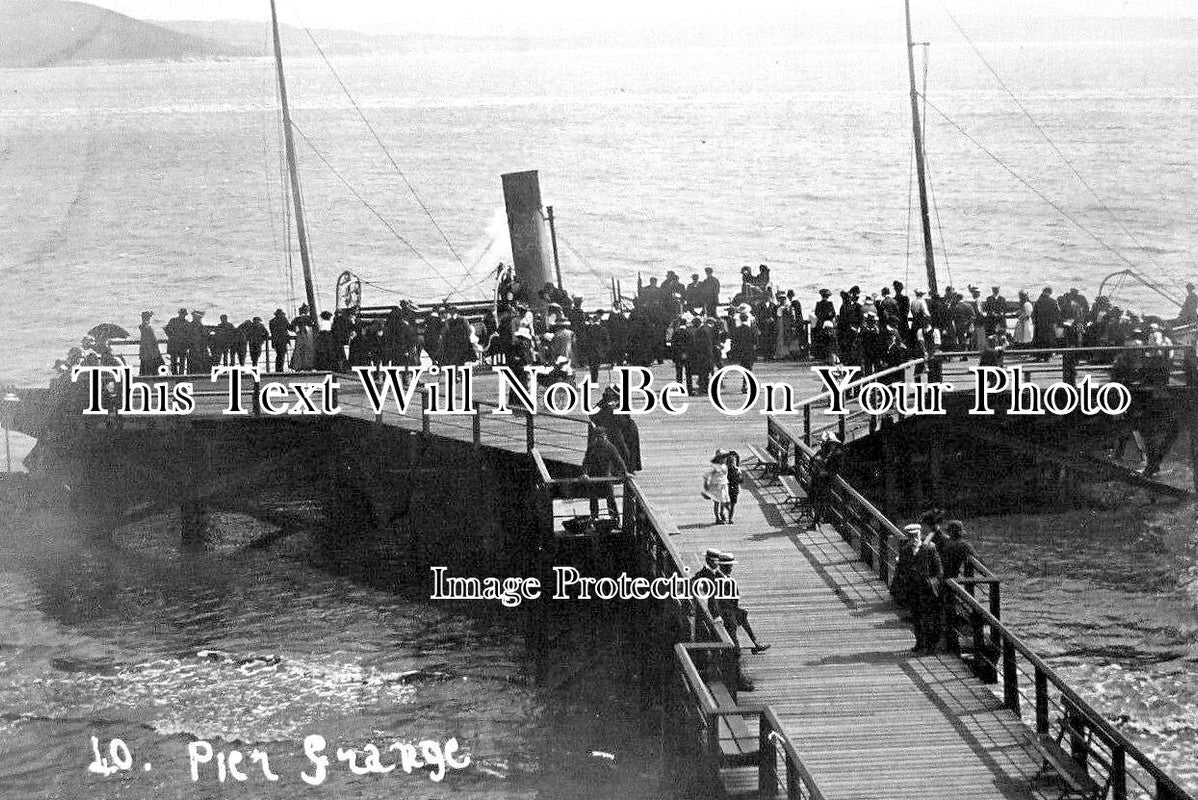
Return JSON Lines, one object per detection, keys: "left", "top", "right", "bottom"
{"left": 179, "top": 433, "right": 214, "bottom": 550}
{"left": 928, "top": 425, "right": 945, "bottom": 508}
{"left": 1188, "top": 385, "right": 1198, "bottom": 495}
{"left": 880, "top": 418, "right": 898, "bottom": 514}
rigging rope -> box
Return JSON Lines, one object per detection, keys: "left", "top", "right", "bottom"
{"left": 290, "top": 122, "right": 460, "bottom": 295}
{"left": 920, "top": 94, "right": 1146, "bottom": 273}
{"left": 556, "top": 231, "right": 613, "bottom": 287}
{"left": 905, "top": 141, "right": 913, "bottom": 286}
{"left": 299, "top": 26, "right": 469, "bottom": 272}
{"left": 925, "top": 159, "right": 953, "bottom": 289}
{"left": 940, "top": 5, "right": 1183, "bottom": 294}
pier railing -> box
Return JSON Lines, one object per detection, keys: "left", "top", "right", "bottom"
{"left": 943, "top": 582, "right": 1194, "bottom": 800}
{"left": 766, "top": 416, "right": 1195, "bottom": 800}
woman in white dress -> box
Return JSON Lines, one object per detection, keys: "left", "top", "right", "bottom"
{"left": 702, "top": 449, "right": 732, "bottom": 524}
{"left": 1014, "top": 291, "right": 1035, "bottom": 346}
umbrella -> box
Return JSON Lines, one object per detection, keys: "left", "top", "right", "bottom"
{"left": 87, "top": 323, "right": 130, "bottom": 342}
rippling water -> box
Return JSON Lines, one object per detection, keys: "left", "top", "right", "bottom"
{"left": 0, "top": 33, "right": 1196, "bottom": 798}
{"left": 0, "top": 489, "right": 665, "bottom": 799}
{"left": 969, "top": 501, "right": 1198, "bottom": 792}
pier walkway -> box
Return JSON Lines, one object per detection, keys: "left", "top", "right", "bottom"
{"left": 631, "top": 374, "right": 1051, "bottom": 799}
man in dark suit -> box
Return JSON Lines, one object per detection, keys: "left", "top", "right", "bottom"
{"left": 1033, "top": 287, "right": 1061, "bottom": 360}
{"left": 268, "top": 309, "right": 290, "bottom": 372}
{"left": 685, "top": 317, "right": 715, "bottom": 395}
{"left": 164, "top": 308, "right": 190, "bottom": 375}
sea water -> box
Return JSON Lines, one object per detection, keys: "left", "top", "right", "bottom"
{"left": 0, "top": 38, "right": 1195, "bottom": 798}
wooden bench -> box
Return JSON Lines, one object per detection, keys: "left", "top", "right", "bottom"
{"left": 777, "top": 474, "right": 814, "bottom": 526}
{"left": 708, "top": 681, "right": 758, "bottom": 768}
{"left": 745, "top": 444, "right": 778, "bottom": 480}
{"left": 1027, "top": 730, "right": 1104, "bottom": 800}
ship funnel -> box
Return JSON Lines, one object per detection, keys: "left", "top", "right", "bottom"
{"left": 501, "top": 170, "right": 554, "bottom": 308}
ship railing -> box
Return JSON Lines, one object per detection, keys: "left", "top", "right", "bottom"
{"left": 931, "top": 343, "right": 1198, "bottom": 389}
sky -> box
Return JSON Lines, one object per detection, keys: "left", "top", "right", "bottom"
{"left": 84, "top": 0, "right": 1198, "bottom": 36}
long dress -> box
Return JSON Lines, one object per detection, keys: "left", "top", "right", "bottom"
{"left": 138, "top": 322, "right": 164, "bottom": 376}
{"left": 1014, "top": 301, "right": 1034, "bottom": 345}
{"left": 290, "top": 323, "right": 315, "bottom": 371}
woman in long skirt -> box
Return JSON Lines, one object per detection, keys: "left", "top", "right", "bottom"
{"left": 1014, "top": 291, "right": 1034, "bottom": 347}
{"left": 290, "top": 320, "right": 315, "bottom": 371}
{"left": 138, "top": 311, "right": 164, "bottom": 376}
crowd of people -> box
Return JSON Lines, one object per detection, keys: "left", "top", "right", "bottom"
{"left": 50, "top": 263, "right": 1196, "bottom": 402}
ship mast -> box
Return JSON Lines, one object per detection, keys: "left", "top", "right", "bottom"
{"left": 904, "top": 0, "right": 938, "bottom": 295}
{"left": 269, "top": 0, "right": 319, "bottom": 318}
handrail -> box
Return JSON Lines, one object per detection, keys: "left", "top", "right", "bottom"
{"left": 944, "top": 579, "right": 1195, "bottom": 800}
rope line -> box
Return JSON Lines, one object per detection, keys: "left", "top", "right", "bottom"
{"left": 905, "top": 141, "right": 914, "bottom": 285}
{"left": 300, "top": 26, "right": 468, "bottom": 272}
{"left": 920, "top": 94, "right": 1144, "bottom": 272}
{"left": 940, "top": 5, "right": 1182, "bottom": 294}
{"left": 557, "top": 231, "right": 611, "bottom": 285}
{"left": 290, "top": 122, "right": 460, "bottom": 295}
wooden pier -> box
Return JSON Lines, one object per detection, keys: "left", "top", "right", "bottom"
{"left": 15, "top": 346, "right": 1197, "bottom": 799}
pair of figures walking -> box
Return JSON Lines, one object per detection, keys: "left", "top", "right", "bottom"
{"left": 701, "top": 449, "right": 741, "bottom": 524}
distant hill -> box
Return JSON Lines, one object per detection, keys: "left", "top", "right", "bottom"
{"left": 0, "top": 0, "right": 248, "bottom": 68}
{"left": 159, "top": 19, "right": 392, "bottom": 56}
{"left": 160, "top": 19, "right": 525, "bottom": 56}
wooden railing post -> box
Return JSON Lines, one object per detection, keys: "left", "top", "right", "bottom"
{"left": 1062, "top": 350, "right": 1077, "bottom": 385}
{"left": 421, "top": 402, "right": 430, "bottom": 435}
{"left": 1002, "top": 639, "right": 1020, "bottom": 715}
{"left": 622, "top": 478, "right": 635, "bottom": 536}
{"left": 758, "top": 715, "right": 776, "bottom": 798}
{"left": 929, "top": 355, "right": 943, "bottom": 383}
{"left": 1111, "top": 744, "right": 1127, "bottom": 800}
{"left": 525, "top": 410, "right": 536, "bottom": 453}
{"left": 803, "top": 403, "right": 812, "bottom": 446}
{"left": 706, "top": 713, "right": 721, "bottom": 790}
{"left": 1034, "top": 667, "right": 1049, "bottom": 734}
{"left": 251, "top": 375, "right": 261, "bottom": 417}
{"left": 877, "top": 522, "right": 890, "bottom": 584}
{"left": 1066, "top": 700, "right": 1088, "bottom": 767}
{"left": 472, "top": 402, "right": 481, "bottom": 448}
